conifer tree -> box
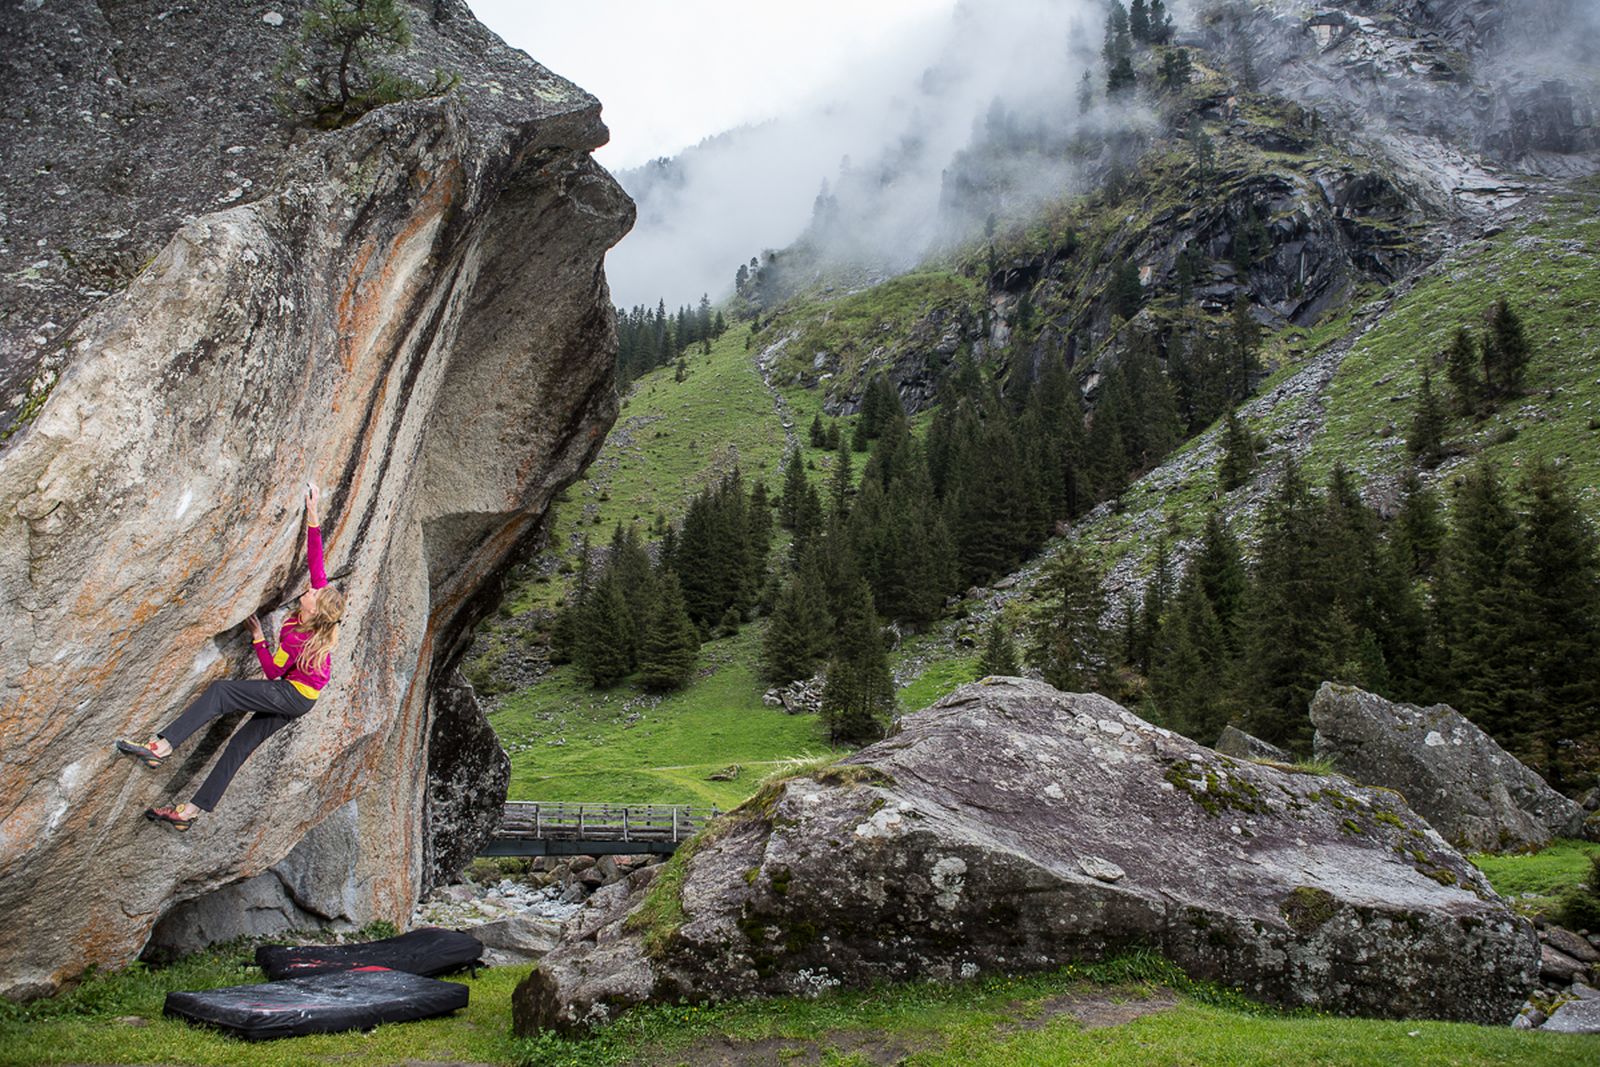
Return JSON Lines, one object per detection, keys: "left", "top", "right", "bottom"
{"left": 1130, "top": 0, "right": 1151, "bottom": 43}
{"left": 1194, "top": 509, "right": 1248, "bottom": 639}
{"left": 978, "top": 616, "right": 1020, "bottom": 677}
{"left": 1407, "top": 366, "right": 1447, "bottom": 468}
{"left": 1149, "top": 0, "right": 1172, "bottom": 42}
{"left": 1150, "top": 570, "right": 1231, "bottom": 743}
{"left": 760, "top": 568, "right": 832, "bottom": 685}
{"left": 1112, "top": 260, "right": 1143, "bottom": 320}
{"left": 1027, "top": 543, "right": 1108, "bottom": 692}
{"left": 1392, "top": 469, "right": 1445, "bottom": 579}
{"left": 820, "top": 581, "right": 895, "bottom": 744}
{"left": 1103, "top": 1, "right": 1136, "bottom": 95}
{"left": 575, "top": 574, "right": 634, "bottom": 688}
{"left": 779, "top": 446, "right": 807, "bottom": 530}
{"left": 1480, "top": 296, "right": 1530, "bottom": 400}
{"left": 1217, "top": 410, "right": 1255, "bottom": 492}
{"left": 638, "top": 570, "right": 700, "bottom": 692}
{"left": 1236, "top": 460, "right": 1339, "bottom": 750}
{"left": 1446, "top": 327, "right": 1481, "bottom": 416}
{"left": 1506, "top": 461, "right": 1600, "bottom": 784}
{"left": 809, "top": 414, "right": 826, "bottom": 448}
{"left": 1134, "top": 537, "right": 1173, "bottom": 673}
{"left": 829, "top": 435, "right": 853, "bottom": 519}
{"left": 1434, "top": 460, "right": 1521, "bottom": 739}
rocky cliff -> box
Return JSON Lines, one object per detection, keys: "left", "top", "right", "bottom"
{"left": 0, "top": 0, "right": 632, "bottom": 998}
{"left": 516, "top": 679, "right": 1537, "bottom": 1034}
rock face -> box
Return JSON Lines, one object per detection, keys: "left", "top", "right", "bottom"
{"left": 0, "top": 1, "right": 632, "bottom": 998}
{"left": 1310, "top": 683, "right": 1587, "bottom": 852}
{"left": 515, "top": 679, "right": 1536, "bottom": 1034}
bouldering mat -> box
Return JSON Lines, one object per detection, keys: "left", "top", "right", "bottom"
{"left": 255, "top": 926, "right": 482, "bottom": 980}
{"left": 164, "top": 967, "right": 468, "bottom": 1040}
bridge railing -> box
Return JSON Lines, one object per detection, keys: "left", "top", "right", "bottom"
{"left": 495, "top": 801, "right": 723, "bottom": 845}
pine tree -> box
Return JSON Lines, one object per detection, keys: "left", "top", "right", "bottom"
{"left": 1151, "top": 570, "right": 1231, "bottom": 743}
{"left": 575, "top": 574, "right": 634, "bottom": 688}
{"left": 1077, "top": 70, "right": 1095, "bottom": 115}
{"left": 760, "top": 566, "right": 832, "bottom": 685}
{"left": 1217, "top": 409, "right": 1256, "bottom": 491}
{"left": 820, "top": 581, "right": 895, "bottom": 744}
{"left": 1434, "top": 459, "right": 1521, "bottom": 739}
{"left": 1445, "top": 327, "right": 1480, "bottom": 416}
{"left": 829, "top": 435, "right": 853, "bottom": 519}
{"left": 1392, "top": 468, "right": 1445, "bottom": 579}
{"left": 1235, "top": 460, "right": 1339, "bottom": 750}
{"left": 1226, "top": 294, "right": 1262, "bottom": 403}
{"left": 779, "top": 446, "right": 807, "bottom": 529}
{"left": 638, "top": 570, "right": 700, "bottom": 692}
{"left": 1407, "top": 366, "right": 1447, "bottom": 468}
{"left": 1103, "top": 1, "right": 1136, "bottom": 95}
{"left": 809, "top": 413, "right": 826, "bottom": 448}
{"left": 1480, "top": 296, "right": 1530, "bottom": 400}
{"left": 1112, "top": 260, "right": 1143, "bottom": 320}
{"left": 1149, "top": 0, "right": 1172, "bottom": 42}
{"left": 1507, "top": 461, "right": 1600, "bottom": 785}
{"left": 1194, "top": 510, "right": 1248, "bottom": 639}
{"left": 1130, "top": 0, "right": 1151, "bottom": 43}
{"left": 1133, "top": 537, "right": 1173, "bottom": 673}
{"left": 978, "top": 617, "right": 1020, "bottom": 677}
{"left": 1027, "top": 542, "right": 1107, "bottom": 692}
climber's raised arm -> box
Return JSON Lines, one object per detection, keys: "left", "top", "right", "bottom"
{"left": 305, "top": 482, "right": 327, "bottom": 590}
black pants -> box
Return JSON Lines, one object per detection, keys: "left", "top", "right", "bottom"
{"left": 159, "top": 679, "right": 314, "bottom": 812}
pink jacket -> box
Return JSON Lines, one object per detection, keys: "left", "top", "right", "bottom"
{"left": 252, "top": 525, "right": 331, "bottom": 699}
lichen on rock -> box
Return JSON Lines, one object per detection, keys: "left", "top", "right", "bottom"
{"left": 515, "top": 678, "right": 1537, "bottom": 1036}
{"left": 0, "top": 0, "right": 632, "bottom": 999}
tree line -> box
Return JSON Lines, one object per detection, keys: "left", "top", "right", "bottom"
{"left": 615, "top": 295, "right": 729, "bottom": 387}
{"left": 1023, "top": 455, "right": 1599, "bottom": 790}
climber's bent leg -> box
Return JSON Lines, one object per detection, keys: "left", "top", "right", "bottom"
{"left": 158, "top": 679, "right": 302, "bottom": 750}
{"left": 189, "top": 692, "right": 314, "bottom": 812}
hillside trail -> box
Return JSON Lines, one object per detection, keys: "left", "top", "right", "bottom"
{"left": 753, "top": 329, "right": 802, "bottom": 473}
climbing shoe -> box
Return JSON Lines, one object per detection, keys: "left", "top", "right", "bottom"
{"left": 144, "top": 806, "right": 194, "bottom": 832}
{"left": 116, "top": 740, "right": 167, "bottom": 769}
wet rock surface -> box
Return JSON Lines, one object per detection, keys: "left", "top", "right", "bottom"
{"left": 0, "top": 0, "right": 632, "bottom": 998}
{"left": 1310, "top": 683, "right": 1587, "bottom": 852}
{"left": 516, "top": 678, "right": 1537, "bottom": 1035}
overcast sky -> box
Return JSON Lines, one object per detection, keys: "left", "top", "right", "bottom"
{"left": 470, "top": 0, "right": 960, "bottom": 170}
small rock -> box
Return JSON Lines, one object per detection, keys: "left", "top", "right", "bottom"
{"left": 117, "top": 1015, "right": 149, "bottom": 1028}
{"left": 1545, "top": 925, "right": 1600, "bottom": 964}
{"left": 1078, "top": 856, "right": 1125, "bottom": 883}
{"left": 261, "top": 11, "right": 284, "bottom": 26}
{"left": 1542, "top": 996, "right": 1600, "bottom": 1034}
{"left": 1540, "top": 943, "right": 1587, "bottom": 985}
{"left": 1571, "top": 982, "right": 1600, "bottom": 1001}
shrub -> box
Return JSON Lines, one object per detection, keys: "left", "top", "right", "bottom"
{"left": 275, "top": 0, "right": 458, "bottom": 130}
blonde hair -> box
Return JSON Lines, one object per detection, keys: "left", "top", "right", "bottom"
{"left": 294, "top": 587, "right": 345, "bottom": 675}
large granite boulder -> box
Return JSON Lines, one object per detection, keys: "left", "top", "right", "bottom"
{"left": 513, "top": 678, "right": 1537, "bottom": 1034}
{"left": 0, "top": 0, "right": 632, "bottom": 998}
{"left": 1310, "top": 683, "right": 1587, "bottom": 853}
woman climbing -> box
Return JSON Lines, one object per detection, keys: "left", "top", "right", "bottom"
{"left": 116, "top": 483, "right": 346, "bottom": 831}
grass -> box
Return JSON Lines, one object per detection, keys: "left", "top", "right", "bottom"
{"left": 767, "top": 270, "right": 982, "bottom": 397}
{"left": 493, "top": 626, "right": 840, "bottom": 810}
{"left": 10, "top": 948, "right": 1590, "bottom": 1067}
{"left": 0, "top": 944, "right": 535, "bottom": 1066}
{"left": 1310, "top": 178, "right": 1600, "bottom": 507}
{"left": 1470, "top": 838, "right": 1600, "bottom": 915}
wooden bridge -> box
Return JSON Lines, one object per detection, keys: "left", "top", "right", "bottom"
{"left": 478, "top": 801, "right": 723, "bottom": 857}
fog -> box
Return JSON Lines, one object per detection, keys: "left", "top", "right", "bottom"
{"left": 606, "top": 0, "right": 1153, "bottom": 310}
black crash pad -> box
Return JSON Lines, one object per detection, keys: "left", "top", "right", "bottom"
{"left": 164, "top": 967, "right": 468, "bottom": 1040}
{"left": 255, "top": 926, "right": 482, "bottom": 980}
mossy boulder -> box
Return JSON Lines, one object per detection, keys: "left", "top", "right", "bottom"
{"left": 515, "top": 678, "right": 1536, "bottom": 1035}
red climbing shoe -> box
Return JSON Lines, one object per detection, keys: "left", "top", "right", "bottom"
{"left": 116, "top": 740, "right": 167, "bottom": 769}
{"left": 144, "top": 806, "right": 194, "bottom": 832}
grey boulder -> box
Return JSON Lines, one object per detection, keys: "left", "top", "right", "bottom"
{"left": 1310, "top": 683, "right": 1586, "bottom": 852}
{"left": 1214, "top": 725, "right": 1292, "bottom": 763}
{"left": 515, "top": 679, "right": 1536, "bottom": 1034}
{"left": 1542, "top": 996, "right": 1600, "bottom": 1034}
